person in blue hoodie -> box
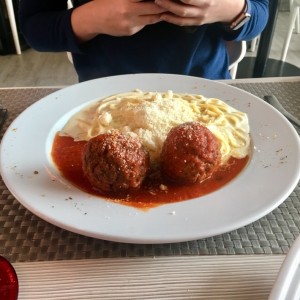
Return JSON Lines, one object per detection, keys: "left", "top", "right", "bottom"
{"left": 19, "top": 0, "right": 269, "bottom": 82}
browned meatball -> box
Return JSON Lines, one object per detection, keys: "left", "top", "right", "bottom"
{"left": 82, "top": 131, "right": 150, "bottom": 192}
{"left": 160, "top": 122, "right": 221, "bottom": 184}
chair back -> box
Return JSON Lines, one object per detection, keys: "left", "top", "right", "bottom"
{"left": 225, "top": 40, "right": 247, "bottom": 79}
{"left": 67, "top": 0, "right": 73, "bottom": 9}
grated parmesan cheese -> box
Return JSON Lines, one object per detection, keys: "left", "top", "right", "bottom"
{"left": 60, "top": 90, "right": 250, "bottom": 165}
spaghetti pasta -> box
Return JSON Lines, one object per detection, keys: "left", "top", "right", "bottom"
{"left": 60, "top": 90, "right": 250, "bottom": 165}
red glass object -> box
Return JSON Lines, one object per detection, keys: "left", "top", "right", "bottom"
{"left": 0, "top": 256, "right": 18, "bottom": 300}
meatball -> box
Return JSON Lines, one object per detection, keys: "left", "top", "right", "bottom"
{"left": 160, "top": 122, "right": 221, "bottom": 184}
{"left": 82, "top": 131, "right": 150, "bottom": 192}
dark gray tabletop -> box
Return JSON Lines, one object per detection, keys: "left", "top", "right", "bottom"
{"left": 0, "top": 80, "right": 299, "bottom": 263}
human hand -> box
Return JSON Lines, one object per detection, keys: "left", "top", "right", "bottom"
{"left": 72, "top": 0, "right": 167, "bottom": 42}
{"left": 154, "top": 0, "right": 245, "bottom": 26}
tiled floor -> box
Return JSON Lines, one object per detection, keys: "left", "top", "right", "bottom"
{"left": 246, "top": 11, "right": 300, "bottom": 68}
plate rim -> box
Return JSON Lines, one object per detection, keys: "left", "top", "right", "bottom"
{"left": 1, "top": 73, "right": 300, "bottom": 244}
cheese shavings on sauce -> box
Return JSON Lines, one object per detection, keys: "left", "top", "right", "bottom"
{"left": 60, "top": 90, "right": 250, "bottom": 166}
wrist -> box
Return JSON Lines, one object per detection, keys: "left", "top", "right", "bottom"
{"left": 71, "top": 3, "right": 100, "bottom": 43}
{"left": 224, "top": 0, "right": 251, "bottom": 31}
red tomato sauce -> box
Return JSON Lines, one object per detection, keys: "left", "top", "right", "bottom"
{"left": 51, "top": 134, "right": 249, "bottom": 210}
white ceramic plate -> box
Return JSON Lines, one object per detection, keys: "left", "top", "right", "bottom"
{"left": 269, "top": 234, "right": 300, "bottom": 300}
{"left": 1, "top": 74, "right": 300, "bottom": 244}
